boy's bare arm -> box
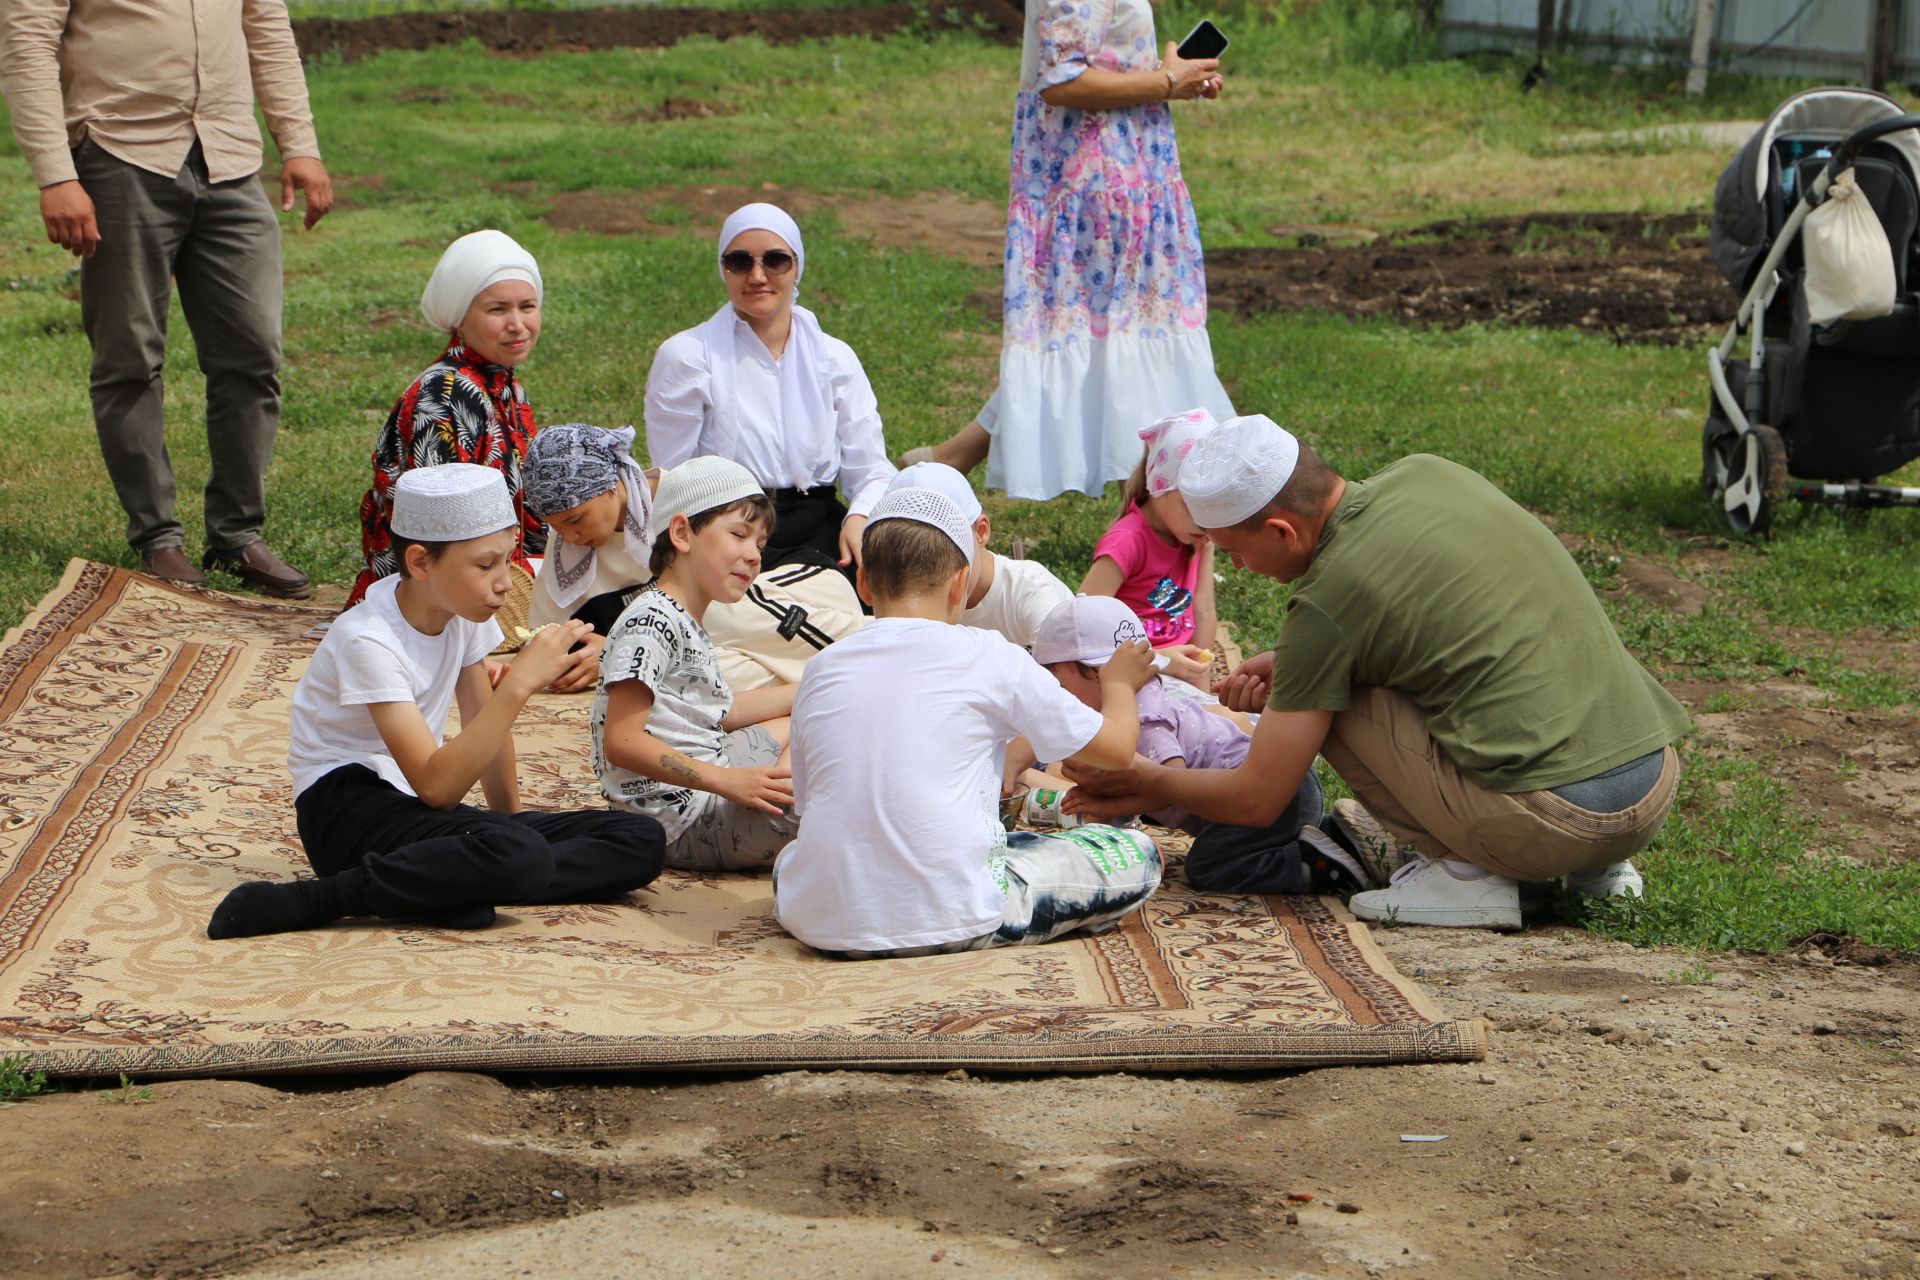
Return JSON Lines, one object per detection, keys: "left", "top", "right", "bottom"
{"left": 367, "top": 622, "right": 587, "bottom": 810}
{"left": 604, "top": 680, "right": 793, "bottom": 813}
{"left": 458, "top": 665, "right": 520, "bottom": 813}
{"left": 1066, "top": 709, "right": 1331, "bottom": 827}
{"left": 720, "top": 682, "right": 796, "bottom": 731}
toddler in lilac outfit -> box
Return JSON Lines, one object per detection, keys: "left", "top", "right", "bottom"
{"left": 1034, "top": 595, "right": 1355, "bottom": 894}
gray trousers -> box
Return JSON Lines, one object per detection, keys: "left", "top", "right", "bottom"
{"left": 75, "top": 139, "right": 284, "bottom": 555}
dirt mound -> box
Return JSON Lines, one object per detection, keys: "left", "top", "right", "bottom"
{"left": 292, "top": 0, "right": 1022, "bottom": 62}
{"left": 1209, "top": 212, "right": 1734, "bottom": 345}
{"left": 541, "top": 183, "right": 1006, "bottom": 269}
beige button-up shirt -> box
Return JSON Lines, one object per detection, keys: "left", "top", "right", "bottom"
{"left": 1, "top": 0, "right": 320, "bottom": 190}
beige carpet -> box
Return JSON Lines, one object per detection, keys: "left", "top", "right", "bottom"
{"left": 0, "top": 561, "right": 1485, "bottom": 1078}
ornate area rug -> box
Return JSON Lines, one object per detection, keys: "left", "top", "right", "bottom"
{"left": 0, "top": 562, "right": 1485, "bottom": 1079}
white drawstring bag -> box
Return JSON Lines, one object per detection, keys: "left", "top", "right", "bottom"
{"left": 1803, "top": 166, "right": 1896, "bottom": 326}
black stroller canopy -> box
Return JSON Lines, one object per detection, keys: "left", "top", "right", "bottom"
{"left": 1709, "top": 87, "right": 1920, "bottom": 293}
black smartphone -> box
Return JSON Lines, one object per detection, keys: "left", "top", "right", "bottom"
{"left": 1177, "top": 19, "right": 1228, "bottom": 61}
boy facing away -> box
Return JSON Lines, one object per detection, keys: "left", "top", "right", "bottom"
{"left": 593, "top": 457, "right": 801, "bottom": 872}
{"left": 208, "top": 464, "right": 664, "bottom": 939}
{"left": 773, "top": 484, "right": 1163, "bottom": 959}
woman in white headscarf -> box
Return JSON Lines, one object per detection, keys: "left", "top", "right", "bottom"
{"left": 643, "top": 203, "right": 895, "bottom": 689}
{"left": 348, "top": 229, "right": 549, "bottom": 607}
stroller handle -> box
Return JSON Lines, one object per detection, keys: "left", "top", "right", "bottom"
{"left": 1828, "top": 114, "right": 1920, "bottom": 176}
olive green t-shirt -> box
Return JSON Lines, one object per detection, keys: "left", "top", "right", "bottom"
{"left": 1267, "top": 455, "right": 1690, "bottom": 793}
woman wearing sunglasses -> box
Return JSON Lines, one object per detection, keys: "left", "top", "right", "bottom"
{"left": 643, "top": 202, "right": 894, "bottom": 690}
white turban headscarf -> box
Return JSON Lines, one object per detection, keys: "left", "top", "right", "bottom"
{"left": 420, "top": 229, "right": 544, "bottom": 333}
{"left": 698, "top": 203, "right": 834, "bottom": 481}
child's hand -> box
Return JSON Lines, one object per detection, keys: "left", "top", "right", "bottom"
{"left": 716, "top": 764, "right": 794, "bottom": 815}
{"left": 546, "top": 631, "right": 605, "bottom": 695}
{"left": 483, "top": 658, "right": 509, "bottom": 689}
{"left": 1158, "top": 644, "right": 1212, "bottom": 689}
{"left": 1101, "top": 638, "right": 1157, "bottom": 693}
{"left": 504, "top": 620, "right": 594, "bottom": 694}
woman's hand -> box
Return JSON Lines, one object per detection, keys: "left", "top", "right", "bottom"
{"left": 1161, "top": 42, "right": 1223, "bottom": 101}
{"left": 546, "top": 631, "right": 606, "bottom": 695}
{"left": 838, "top": 514, "right": 868, "bottom": 569}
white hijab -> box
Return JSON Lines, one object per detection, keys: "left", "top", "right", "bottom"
{"left": 698, "top": 204, "right": 836, "bottom": 482}
{"left": 420, "top": 230, "right": 544, "bottom": 333}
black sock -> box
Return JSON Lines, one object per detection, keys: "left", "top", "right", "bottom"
{"left": 207, "top": 875, "right": 351, "bottom": 940}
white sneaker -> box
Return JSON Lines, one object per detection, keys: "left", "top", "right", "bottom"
{"left": 1564, "top": 861, "right": 1644, "bottom": 899}
{"left": 1328, "top": 798, "right": 1419, "bottom": 887}
{"left": 1348, "top": 859, "right": 1522, "bottom": 930}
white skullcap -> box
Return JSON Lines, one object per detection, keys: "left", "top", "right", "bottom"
{"left": 649, "top": 456, "right": 766, "bottom": 542}
{"left": 420, "top": 230, "right": 543, "bottom": 332}
{"left": 1178, "top": 415, "right": 1301, "bottom": 528}
{"left": 884, "top": 461, "right": 983, "bottom": 523}
{"left": 390, "top": 463, "right": 517, "bottom": 542}
{"left": 865, "top": 487, "right": 975, "bottom": 567}
{"left": 718, "top": 203, "right": 805, "bottom": 285}
{"left": 1032, "top": 595, "right": 1170, "bottom": 670}
{"left": 1139, "top": 407, "right": 1219, "bottom": 497}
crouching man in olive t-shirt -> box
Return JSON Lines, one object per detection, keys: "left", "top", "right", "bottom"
{"left": 1063, "top": 415, "right": 1690, "bottom": 930}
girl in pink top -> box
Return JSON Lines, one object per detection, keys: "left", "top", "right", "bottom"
{"left": 1080, "top": 409, "right": 1218, "bottom": 688}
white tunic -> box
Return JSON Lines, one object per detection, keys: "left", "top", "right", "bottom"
{"left": 644, "top": 316, "right": 894, "bottom": 516}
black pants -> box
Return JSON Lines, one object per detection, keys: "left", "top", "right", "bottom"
{"left": 767, "top": 487, "right": 855, "bottom": 584}
{"left": 1183, "top": 769, "right": 1326, "bottom": 894}
{"left": 295, "top": 765, "right": 664, "bottom": 918}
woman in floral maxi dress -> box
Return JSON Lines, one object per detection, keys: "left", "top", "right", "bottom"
{"left": 913, "top": 0, "right": 1233, "bottom": 500}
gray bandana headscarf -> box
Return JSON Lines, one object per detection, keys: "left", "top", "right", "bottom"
{"left": 524, "top": 424, "right": 654, "bottom": 613}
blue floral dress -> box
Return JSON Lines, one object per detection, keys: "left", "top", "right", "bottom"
{"left": 981, "top": 0, "right": 1234, "bottom": 500}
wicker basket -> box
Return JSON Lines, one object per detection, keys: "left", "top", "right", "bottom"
{"left": 489, "top": 563, "right": 536, "bottom": 655}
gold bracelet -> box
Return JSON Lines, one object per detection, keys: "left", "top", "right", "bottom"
{"left": 1163, "top": 69, "right": 1177, "bottom": 100}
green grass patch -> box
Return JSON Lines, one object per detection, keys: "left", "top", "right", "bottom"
{"left": 1585, "top": 752, "right": 1920, "bottom": 954}
{"left": 0, "top": 1055, "right": 49, "bottom": 1103}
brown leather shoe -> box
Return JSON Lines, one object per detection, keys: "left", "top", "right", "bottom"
{"left": 138, "top": 546, "right": 209, "bottom": 586}
{"left": 203, "top": 542, "right": 314, "bottom": 600}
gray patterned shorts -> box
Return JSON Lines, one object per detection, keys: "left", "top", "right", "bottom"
{"left": 668, "top": 725, "right": 799, "bottom": 873}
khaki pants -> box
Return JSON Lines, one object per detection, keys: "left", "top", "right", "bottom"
{"left": 76, "top": 140, "right": 285, "bottom": 555}
{"left": 704, "top": 561, "right": 868, "bottom": 690}
{"left": 1319, "top": 686, "right": 1680, "bottom": 881}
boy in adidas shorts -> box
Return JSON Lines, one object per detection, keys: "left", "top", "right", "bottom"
{"left": 593, "top": 457, "right": 800, "bottom": 872}
{"left": 773, "top": 481, "right": 1163, "bottom": 959}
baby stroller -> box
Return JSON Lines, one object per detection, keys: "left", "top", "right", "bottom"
{"left": 1703, "top": 87, "right": 1920, "bottom": 533}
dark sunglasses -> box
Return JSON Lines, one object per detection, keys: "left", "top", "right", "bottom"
{"left": 720, "top": 249, "right": 796, "bottom": 276}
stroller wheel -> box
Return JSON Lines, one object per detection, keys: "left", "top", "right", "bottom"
{"left": 1700, "top": 417, "right": 1739, "bottom": 497}
{"left": 1722, "top": 423, "right": 1788, "bottom": 535}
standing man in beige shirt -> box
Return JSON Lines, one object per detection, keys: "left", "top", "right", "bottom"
{"left": 3, "top": 0, "right": 334, "bottom": 596}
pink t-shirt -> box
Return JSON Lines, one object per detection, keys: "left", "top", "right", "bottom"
{"left": 1091, "top": 505, "right": 1200, "bottom": 647}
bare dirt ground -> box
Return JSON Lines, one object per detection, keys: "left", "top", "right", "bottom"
{"left": 291, "top": 0, "right": 1023, "bottom": 63}
{"left": 2, "top": 927, "right": 1914, "bottom": 1279}
{"left": 1208, "top": 213, "right": 1735, "bottom": 346}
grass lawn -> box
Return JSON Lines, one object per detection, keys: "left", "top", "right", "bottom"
{"left": 1, "top": 4, "right": 1915, "bottom": 952}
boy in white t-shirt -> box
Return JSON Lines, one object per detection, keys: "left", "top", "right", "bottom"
{"left": 593, "top": 457, "right": 800, "bottom": 871}
{"left": 207, "top": 465, "right": 665, "bottom": 939}
{"left": 887, "top": 463, "right": 1072, "bottom": 647}
{"left": 774, "top": 484, "right": 1163, "bottom": 959}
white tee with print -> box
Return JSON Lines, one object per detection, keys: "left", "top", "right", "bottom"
{"left": 593, "top": 586, "right": 734, "bottom": 841}
{"left": 776, "top": 619, "right": 1104, "bottom": 954}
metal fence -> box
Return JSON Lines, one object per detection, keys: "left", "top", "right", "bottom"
{"left": 1441, "top": 0, "right": 1918, "bottom": 82}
